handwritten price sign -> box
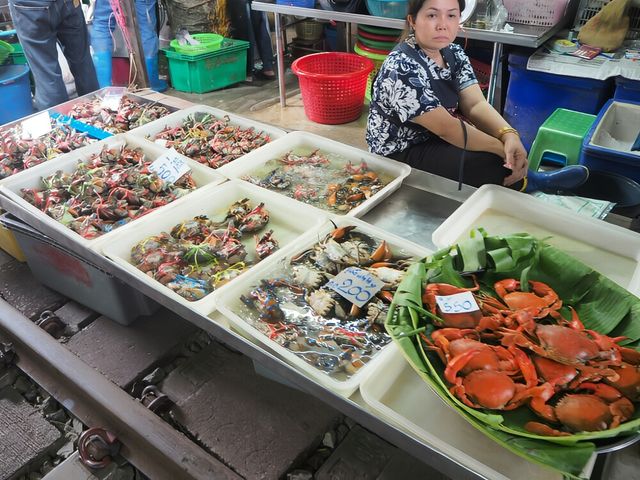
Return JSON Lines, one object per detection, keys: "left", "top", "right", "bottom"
{"left": 435, "top": 291, "right": 479, "bottom": 314}
{"left": 21, "top": 111, "right": 52, "bottom": 139}
{"left": 326, "top": 266, "right": 384, "bottom": 308}
{"left": 148, "top": 149, "right": 191, "bottom": 184}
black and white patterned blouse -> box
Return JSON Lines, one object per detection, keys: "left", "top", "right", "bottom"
{"left": 366, "top": 35, "right": 478, "bottom": 157}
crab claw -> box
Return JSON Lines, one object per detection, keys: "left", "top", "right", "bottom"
{"left": 370, "top": 240, "right": 392, "bottom": 263}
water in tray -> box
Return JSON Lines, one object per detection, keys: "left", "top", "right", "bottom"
{"left": 240, "top": 147, "right": 394, "bottom": 215}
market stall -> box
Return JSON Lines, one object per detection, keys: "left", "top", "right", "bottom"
{"left": 251, "top": 0, "right": 581, "bottom": 108}
{"left": 0, "top": 84, "right": 639, "bottom": 480}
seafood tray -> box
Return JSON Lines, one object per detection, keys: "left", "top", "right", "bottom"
{"left": 359, "top": 344, "right": 576, "bottom": 480}
{"left": 0, "top": 110, "right": 103, "bottom": 184}
{"left": 432, "top": 185, "right": 640, "bottom": 296}
{"left": 217, "top": 131, "right": 411, "bottom": 218}
{"left": 100, "top": 180, "right": 327, "bottom": 315}
{"left": 128, "top": 104, "right": 287, "bottom": 169}
{"left": 215, "top": 216, "right": 431, "bottom": 397}
{"left": 51, "top": 87, "right": 177, "bottom": 134}
{"left": 0, "top": 134, "right": 225, "bottom": 252}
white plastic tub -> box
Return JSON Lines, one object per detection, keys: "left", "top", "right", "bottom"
{"left": 0, "top": 134, "right": 225, "bottom": 252}
{"left": 217, "top": 130, "right": 411, "bottom": 217}
{"left": 359, "top": 343, "right": 566, "bottom": 480}
{"left": 215, "top": 216, "right": 431, "bottom": 397}
{"left": 431, "top": 185, "right": 640, "bottom": 295}
{"left": 100, "top": 180, "right": 327, "bottom": 315}
{"left": 128, "top": 104, "right": 287, "bottom": 168}
{"left": 590, "top": 101, "right": 640, "bottom": 154}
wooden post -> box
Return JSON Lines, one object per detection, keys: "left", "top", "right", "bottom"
{"left": 117, "top": 0, "right": 149, "bottom": 88}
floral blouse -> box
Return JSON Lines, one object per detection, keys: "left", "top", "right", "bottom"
{"left": 366, "top": 35, "right": 478, "bottom": 157}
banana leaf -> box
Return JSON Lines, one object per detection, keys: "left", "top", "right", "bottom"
{"left": 385, "top": 230, "right": 640, "bottom": 478}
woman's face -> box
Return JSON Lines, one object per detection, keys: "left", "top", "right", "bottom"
{"left": 409, "top": 0, "right": 461, "bottom": 51}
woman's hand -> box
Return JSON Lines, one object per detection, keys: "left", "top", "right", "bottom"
{"left": 502, "top": 133, "right": 528, "bottom": 186}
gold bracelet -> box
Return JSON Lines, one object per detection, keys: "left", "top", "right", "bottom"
{"left": 497, "top": 126, "right": 519, "bottom": 139}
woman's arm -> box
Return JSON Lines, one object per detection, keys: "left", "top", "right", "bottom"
{"left": 411, "top": 106, "right": 506, "bottom": 159}
{"left": 458, "top": 84, "right": 528, "bottom": 185}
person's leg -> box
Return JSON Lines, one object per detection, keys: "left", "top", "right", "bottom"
{"left": 58, "top": 0, "right": 99, "bottom": 96}
{"left": 135, "top": 0, "right": 165, "bottom": 91}
{"left": 90, "top": 0, "right": 115, "bottom": 87}
{"left": 404, "top": 137, "right": 511, "bottom": 188}
{"left": 9, "top": 0, "right": 68, "bottom": 110}
{"left": 251, "top": 10, "right": 274, "bottom": 76}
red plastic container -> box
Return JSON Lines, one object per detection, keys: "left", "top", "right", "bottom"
{"left": 112, "top": 57, "right": 130, "bottom": 87}
{"left": 292, "top": 52, "right": 374, "bottom": 124}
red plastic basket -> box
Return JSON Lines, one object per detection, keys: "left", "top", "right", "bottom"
{"left": 470, "top": 58, "right": 491, "bottom": 90}
{"left": 291, "top": 52, "right": 375, "bottom": 125}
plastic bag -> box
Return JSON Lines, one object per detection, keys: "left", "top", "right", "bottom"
{"left": 487, "top": 0, "right": 508, "bottom": 31}
{"left": 578, "top": 0, "right": 631, "bottom": 52}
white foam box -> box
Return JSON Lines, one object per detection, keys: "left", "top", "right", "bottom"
{"left": 0, "top": 133, "right": 226, "bottom": 253}
{"left": 127, "top": 104, "right": 288, "bottom": 165}
{"left": 431, "top": 184, "right": 640, "bottom": 295}
{"left": 100, "top": 179, "right": 328, "bottom": 317}
{"left": 359, "top": 343, "right": 573, "bottom": 480}
{"left": 216, "top": 130, "right": 411, "bottom": 217}
{"left": 215, "top": 216, "right": 431, "bottom": 397}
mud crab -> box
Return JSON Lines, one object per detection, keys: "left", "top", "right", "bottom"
{"left": 525, "top": 382, "right": 635, "bottom": 435}
{"left": 500, "top": 310, "right": 623, "bottom": 370}
{"left": 491, "top": 279, "right": 562, "bottom": 319}
{"left": 255, "top": 229, "right": 278, "bottom": 259}
{"left": 238, "top": 202, "right": 269, "bottom": 233}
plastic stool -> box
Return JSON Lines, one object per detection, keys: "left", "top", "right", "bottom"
{"left": 528, "top": 108, "right": 596, "bottom": 172}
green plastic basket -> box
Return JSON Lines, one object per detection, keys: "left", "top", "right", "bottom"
{"left": 0, "top": 40, "right": 14, "bottom": 64}
{"left": 358, "top": 24, "right": 402, "bottom": 36}
{"left": 164, "top": 39, "right": 249, "bottom": 94}
{"left": 169, "top": 33, "right": 224, "bottom": 56}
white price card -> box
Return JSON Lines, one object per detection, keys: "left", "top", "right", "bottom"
{"left": 148, "top": 149, "right": 191, "bottom": 184}
{"left": 101, "top": 93, "right": 122, "bottom": 110}
{"left": 21, "top": 111, "right": 52, "bottom": 139}
{"left": 435, "top": 291, "right": 479, "bottom": 315}
{"left": 325, "top": 266, "right": 384, "bottom": 308}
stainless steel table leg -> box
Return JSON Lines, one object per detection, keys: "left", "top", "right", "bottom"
{"left": 487, "top": 42, "right": 503, "bottom": 111}
{"left": 275, "top": 13, "right": 286, "bottom": 108}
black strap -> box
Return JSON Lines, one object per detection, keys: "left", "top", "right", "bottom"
{"left": 458, "top": 119, "right": 467, "bottom": 191}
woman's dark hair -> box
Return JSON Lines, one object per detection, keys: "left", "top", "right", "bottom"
{"left": 407, "top": 0, "right": 466, "bottom": 20}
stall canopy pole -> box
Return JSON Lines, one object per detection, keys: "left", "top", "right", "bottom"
{"left": 109, "top": 0, "right": 149, "bottom": 89}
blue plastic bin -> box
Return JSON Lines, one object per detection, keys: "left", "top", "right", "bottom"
{"left": 614, "top": 76, "right": 640, "bottom": 103}
{"left": 503, "top": 52, "right": 613, "bottom": 151}
{"left": 0, "top": 64, "right": 33, "bottom": 125}
{"left": 579, "top": 99, "right": 640, "bottom": 183}
{"left": 276, "top": 0, "right": 315, "bottom": 6}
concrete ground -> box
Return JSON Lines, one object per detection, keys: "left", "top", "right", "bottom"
{"left": 164, "top": 68, "right": 369, "bottom": 151}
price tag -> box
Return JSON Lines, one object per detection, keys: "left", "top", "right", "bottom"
{"left": 21, "top": 111, "right": 52, "bottom": 139}
{"left": 325, "top": 266, "right": 384, "bottom": 308}
{"left": 435, "top": 291, "right": 479, "bottom": 315}
{"left": 101, "top": 93, "right": 122, "bottom": 110}
{"left": 148, "top": 149, "right": 191, "bottom": 184}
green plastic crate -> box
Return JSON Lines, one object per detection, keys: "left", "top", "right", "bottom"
{"left": 164, "top": 39, "right": 249, "bottom": 94}
{"left": 9, "top": 43, "right": 26, "bottom": 65}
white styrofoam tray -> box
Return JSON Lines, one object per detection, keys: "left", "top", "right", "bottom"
{"left": 431, "top": 185, "right": 640, "bottom": 295}
{"left": 215, "top": 216, "right": 431, "bottom": 397}
{"left": 590, "top": 101, "right": 640, "bottom": 155}
{"left": 100, "top": 179, "right": 328, "bottom": 316}
{"left": 51, "top": 87, "right": 178, "bottom": 119}
{"left": 127, "top": 104, "right": 288, "bottom": 165}
{"left": 216, "top": 130, "right": 412, "bottom": 218}
{"left": 359, "top": 343, "right": 572, "bottom": 480}
{"left": 0, "top": 133, "right": 226, "bottom": 252}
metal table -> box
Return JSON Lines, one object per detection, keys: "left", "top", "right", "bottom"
{"left": 252, "top": 0, "right": 579, "bottom": 109}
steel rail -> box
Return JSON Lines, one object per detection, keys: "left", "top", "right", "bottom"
{"left": 0, "top": 298, "right": 242, "bottom": 480}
